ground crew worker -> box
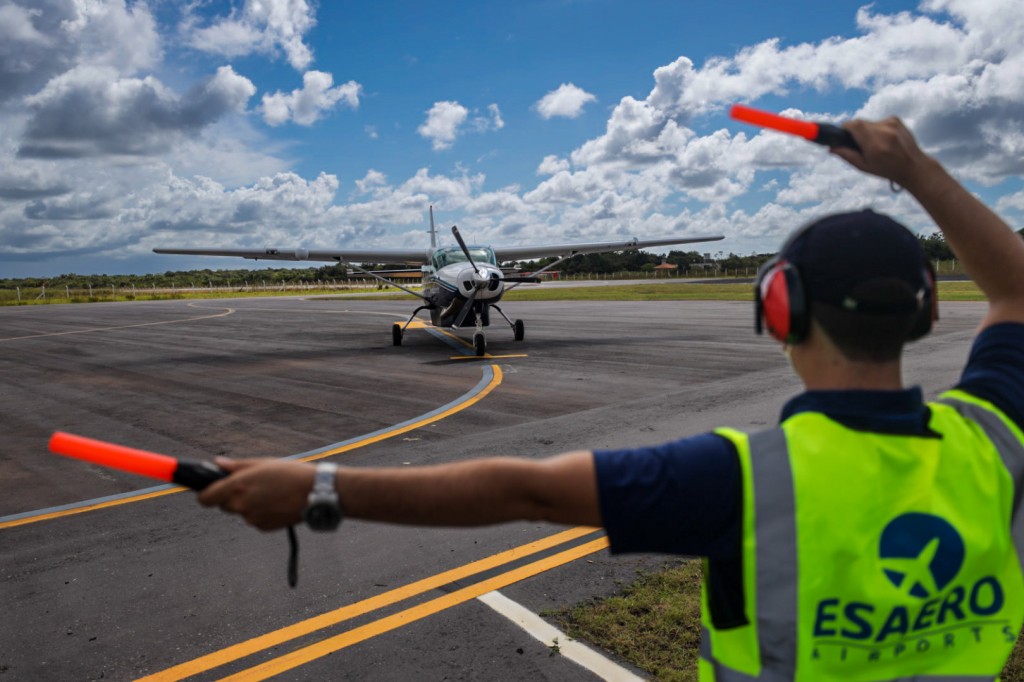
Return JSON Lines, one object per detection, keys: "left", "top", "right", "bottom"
{"left": 199, "top": 117, "right": 1024, "bottom": 680}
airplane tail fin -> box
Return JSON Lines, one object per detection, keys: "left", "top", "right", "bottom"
{"left": 429, "top": 205, "right": 437, "bottom": 249}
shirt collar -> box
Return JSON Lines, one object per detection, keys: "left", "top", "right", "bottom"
{"left": 780, "top": 386, "right": 931, "bottom": 436}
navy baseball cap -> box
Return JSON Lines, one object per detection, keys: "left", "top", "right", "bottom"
{"left": 782, "top": 209, "right": 929, "bottom": 315}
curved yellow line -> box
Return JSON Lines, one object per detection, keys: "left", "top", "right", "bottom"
{"left": 0, "top": 488, "right": 183, "bottom": 530}
{"left": 1, "top": 365, "right": 503, "bottom": 530}
{"left": 299, "top": 364, "right": 503, "bottom": 463}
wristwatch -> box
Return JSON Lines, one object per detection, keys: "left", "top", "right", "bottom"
{"left": 303, "top": 462, "right": 342, "bottom": 531}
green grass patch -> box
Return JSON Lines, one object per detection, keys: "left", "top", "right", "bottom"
{"left": 1, "top": 279, "right": 984, "bottom": 306}
{"left": 0, "top": 286, "right": 398, "bottom": 306}
{"left": 934, "top": 280, "right": 985, "bottom": 300}
{"left": 548, "top": 559, "right": 703, "bottom": 681}
{"left": 501, "top": 279, "right": 982, "bottom": 302}
{"left": 503, "top": 282, "right": 753, "bottom": 302}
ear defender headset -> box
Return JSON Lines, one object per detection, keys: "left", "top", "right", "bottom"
{"left": 754, "top": 221, "right": 937, "bottom": 345}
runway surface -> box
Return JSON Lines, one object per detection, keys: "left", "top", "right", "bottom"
{"left": 0, "top": 295, "right": 985, "bottom": 680}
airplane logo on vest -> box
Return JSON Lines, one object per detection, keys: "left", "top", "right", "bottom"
{"left": 812, "top": 510, "right": 1013, "bottom": 663}
{"left": 879, "top": 513, "right": 965, "bottom": 599}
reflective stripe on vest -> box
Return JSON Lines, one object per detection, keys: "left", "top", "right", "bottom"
{"left": 702, "top": 398, "right": 1024, "bottom": 682}
{"left": 937, "top": 394, "right": 1024, "bottom": 546}
{"left": 703, "top": 428, "right": 797, "bottom": 681}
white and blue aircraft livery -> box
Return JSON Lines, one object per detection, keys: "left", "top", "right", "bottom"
{"left": 154, "top": 208, "right": 724, "bottom": 356}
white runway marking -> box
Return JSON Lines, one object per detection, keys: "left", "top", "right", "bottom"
{"left": 477, "top": 590, "right": 645, "bottom": 681}
{"left": 0, "top": 304, "right": 234, "bottom": 342}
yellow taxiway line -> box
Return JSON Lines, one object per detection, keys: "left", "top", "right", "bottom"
{"left": 138, "top": 529, "right": 607, "bottom": 681}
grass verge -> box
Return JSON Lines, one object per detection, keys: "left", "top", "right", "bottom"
{"left": 2, "top": 279, "right": 984, "bottom": 306}
{"left": 548, "top": 559, "right": 703, "bottom": 681}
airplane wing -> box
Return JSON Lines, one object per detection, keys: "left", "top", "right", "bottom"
{"left": 153, "top": 234, "right": 724, "bottom": 266}
{"left": 151, "top": 247, "right": 431, "bottom": 265}
{"left": 492, "top": 235, "right": 724, "bottom": 262}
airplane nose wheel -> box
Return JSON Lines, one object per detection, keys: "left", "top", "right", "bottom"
{"left": 392, "top": 323, "right": 403, "bottom": 346}
{"left": 473, "top": 332, "right": 486, "bottom": 356}
{"left": 513, "top": 319, "right": 525, "bottom": 341}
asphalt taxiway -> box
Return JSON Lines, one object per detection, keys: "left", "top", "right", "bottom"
{"left": 0, "top": 295, "right": 985, "bottom": 680}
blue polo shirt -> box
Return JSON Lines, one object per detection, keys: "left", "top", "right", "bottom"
{"left": 593, "top": 322, "right": 1024, "bottom": 560}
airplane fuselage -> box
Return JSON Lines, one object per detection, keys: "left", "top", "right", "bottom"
{"left": 422, "top": 245, "right": 505, "bottom": 328}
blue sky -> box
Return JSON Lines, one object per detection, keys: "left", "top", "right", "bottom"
{"left": 1, "top": 0, "right": 1022, "bottom": 278}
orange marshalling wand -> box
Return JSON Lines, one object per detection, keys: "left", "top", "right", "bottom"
{"left": 730, "top": 104, "right": 860, "bottom": 151}
{"left": 49, "top": 431, "right": 226, "bottom": 490}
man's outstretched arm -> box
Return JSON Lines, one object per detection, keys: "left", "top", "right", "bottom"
{"left": 833, "top": 118, "right": 1024, "bottom": 330}
{"left": 197, "top": 451, "right": 602, "bottom": 532}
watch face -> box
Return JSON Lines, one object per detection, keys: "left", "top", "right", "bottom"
{"left": 305, "top": 502, "right": 342, "bottom": 530}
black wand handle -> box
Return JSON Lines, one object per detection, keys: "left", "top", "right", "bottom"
{"left": 814, "top": 123, "right": 861, "bottom": 151}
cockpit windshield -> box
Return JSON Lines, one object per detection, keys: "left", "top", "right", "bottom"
{"left": 431, "top": 246, "right": 497, "bottom": 269}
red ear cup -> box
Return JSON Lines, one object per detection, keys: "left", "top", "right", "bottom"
{"left": 755, "top": 260, "right": 808, "bottom": 344}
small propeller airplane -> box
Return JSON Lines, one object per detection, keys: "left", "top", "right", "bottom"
{"left": 154, "top": 209, "right": 724, "bottom": 356}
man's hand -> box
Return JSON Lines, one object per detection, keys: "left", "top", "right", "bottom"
{"left": 830, "top": 117, "right": 936, "bottom": 191}
{"left": 198, "top": 458, "right": 315, "bottom": 531}
{"left": 832, "top": 115, "right": 1024, "bottom": 328}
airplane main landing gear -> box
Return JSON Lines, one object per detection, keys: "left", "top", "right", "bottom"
{"left": 493, "top": 304, "right": 525, "bottom": 342}
{"left": 393, "top": 303, "right": 435, "bottom": 347}
{"left": 473, "top": 332, "right": 486, "bottom": 356}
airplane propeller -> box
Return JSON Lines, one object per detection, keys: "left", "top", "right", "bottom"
{"left": 452, "top": 283, "right": 481, "bottom": 328}
{"left": 451, "top": 226, "right": 479, "bottom": 275}
{"left": 450, "top": 225, "right": 488, "bottom": 328}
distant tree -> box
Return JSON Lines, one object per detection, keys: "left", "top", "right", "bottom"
{"left": 918, "top": 232, "right": 954, "bottom": 261}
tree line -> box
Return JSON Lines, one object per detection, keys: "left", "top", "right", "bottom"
{"left": 0, "top": 231, "right": 978, "bottom": 290}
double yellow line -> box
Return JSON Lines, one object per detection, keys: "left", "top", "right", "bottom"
{"left": 140, "top": 527, "right": 608, "bottom": 681}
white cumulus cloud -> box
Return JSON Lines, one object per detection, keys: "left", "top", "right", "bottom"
{"left": 418, "top": 101, "right": 469, "bottom": 150}
{"left": 417, "top": 101, "right": 505, "bottom": 150}
{"left": 20, "top": 65, "right": 256, "bottom": 158}
{"left": 534, "top": 83, "right": 596, "bottom": 119}
{"left": 261, "top": 71, "right": 361, "bottom": 126}
{"left": 537, "top": 155, "right": 569, "bottom": 175}
{"left": 186, "top": 0, "right": 316, "bottom": 71}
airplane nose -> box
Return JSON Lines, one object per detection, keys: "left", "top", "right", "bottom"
{"left": 487, "top": 272, "right": 500, "bottom": 292}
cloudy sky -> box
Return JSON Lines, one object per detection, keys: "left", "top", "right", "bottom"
{"left": 1, "top": 0, "right": 1022, "bottom": 278}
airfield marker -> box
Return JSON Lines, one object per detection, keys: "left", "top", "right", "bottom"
{"left": 730, "top": 103, "right": 860, "bottom": 150}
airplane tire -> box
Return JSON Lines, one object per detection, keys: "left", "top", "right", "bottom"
{"left": 473, "top": 333, "right": 486, "bottom": 356}
{"left": 392, "top": 323, "right": 403, "bottom": 346}
{"left": 513, "top": 319, "right": 525, "bottom": 341}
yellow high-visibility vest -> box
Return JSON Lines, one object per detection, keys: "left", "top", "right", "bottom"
{"left": 701, "top": 390, "right": 1024, "bottom": 681}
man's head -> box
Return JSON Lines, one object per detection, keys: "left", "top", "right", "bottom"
{"left": 755, "top": 210, "right": 936, "bottom": 362}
